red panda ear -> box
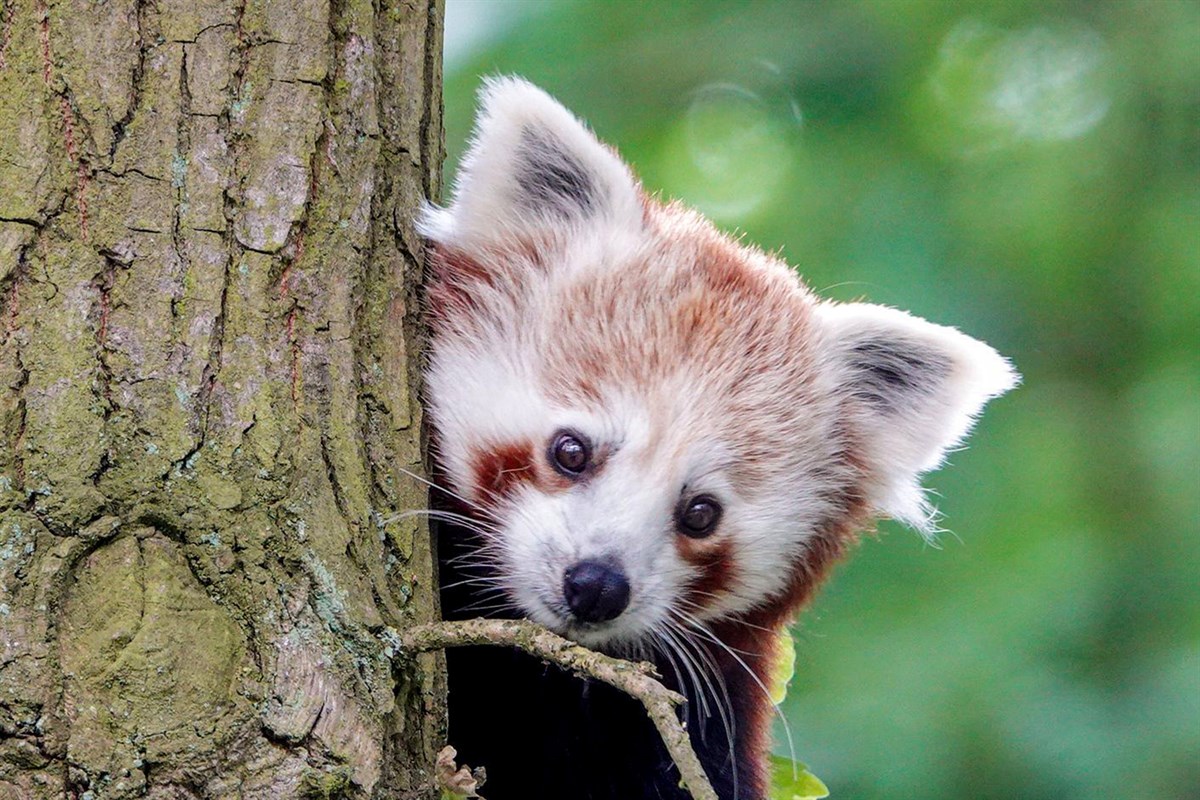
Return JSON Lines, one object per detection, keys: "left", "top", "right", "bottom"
{"left": 815, "top": 302, "right": 1019, "bottom": 534}
{"left": 419, "top": 77, "right": 644, "bottom": 249}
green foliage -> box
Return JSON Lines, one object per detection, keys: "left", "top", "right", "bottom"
{"left": 768, "top": 635, "right": 825, "bottom": 797}
{"left": 768, "top": 629, "right": 797, "bottom": 706}
{"left": 444, "top": 1, "right": 1200, "bottom": 798}
{"left": 770, "top": 755, "right": 830, "bottom": 800}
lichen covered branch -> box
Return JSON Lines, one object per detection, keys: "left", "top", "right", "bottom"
{"left": 400, "top": 618, "right": 720, "bottom": 800}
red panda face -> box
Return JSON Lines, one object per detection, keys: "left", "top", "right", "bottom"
{"left": 421, "top": 79, "right": 1017, "bottom": 650}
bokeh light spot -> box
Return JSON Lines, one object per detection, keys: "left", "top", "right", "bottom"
{"left": 660, "top": 83, "right": 795, "bottom": 222}
{"left": 927, "top": 19, "right": 1111, "bottom": 154}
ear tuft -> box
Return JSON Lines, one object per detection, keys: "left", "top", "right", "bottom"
{"left": 817, "top": 302, "right": 1018, "bottom": 533}
{"left": 513, "top": 127, "right": 597, "bottom": 217}
{"left": 845, "top": 337, "right": 953, "bottom": 412}
{"left": 419, "top": 77, "right": 643, "bottom": 248}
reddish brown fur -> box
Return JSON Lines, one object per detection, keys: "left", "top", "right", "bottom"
{"left": 470, "top": 443, "right": 536, "bottom": 500}
{"left": 677, "top": 536, "right": 738, "bottom": 610}
{"left": 537, "top": 209, "right": 821, "bottom": 450}
{"left": 468, "top": 439, "right": 600, "bottom": 505}
{"left": 426, "top": 247, "right": 494, "bottom": 321}
{"left": 710, "top": 471, "right": 873, "bottom": 796}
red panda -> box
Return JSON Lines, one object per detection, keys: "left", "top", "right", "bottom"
{"left": 419, "top": 78, "right": 1017, "bottom": 800}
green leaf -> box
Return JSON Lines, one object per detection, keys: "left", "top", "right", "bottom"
{"left": 767, "top": 629, "right": 797, "bottom": 706}
{"left": 769, "top": 754, "right": 830, "bottom": 800}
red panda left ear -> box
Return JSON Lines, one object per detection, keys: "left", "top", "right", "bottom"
{"left": 814, "top": 301, "right": 1019, "bottom": 533}
{"left": 419, "top": 77, "right": 644, "bottom": 250}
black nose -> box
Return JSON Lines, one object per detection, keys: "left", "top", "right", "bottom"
{"left": 563, "top": 560, "right": 631, "bottom": 623}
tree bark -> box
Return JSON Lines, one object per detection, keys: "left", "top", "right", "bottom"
{"left": 0, "top": 0, "right": 445, "bottom": 797}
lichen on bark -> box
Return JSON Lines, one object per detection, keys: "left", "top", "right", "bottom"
{"left": 0, "top": 0, "right": 446, "bottom": 797}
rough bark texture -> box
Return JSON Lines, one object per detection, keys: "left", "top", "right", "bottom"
{"left": 0, "top": 0, "right": 446, "bottom": 797}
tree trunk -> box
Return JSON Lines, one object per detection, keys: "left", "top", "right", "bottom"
{"left": 0, "top": 0, "right": 445, "bottom": 797}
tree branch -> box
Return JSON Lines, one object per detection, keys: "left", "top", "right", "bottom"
{"left": 400, "top": 618, "right": 719, "bottom": 800}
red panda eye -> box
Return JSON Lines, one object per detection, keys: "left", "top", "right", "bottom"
{"left": 677, "top": 495, "right": 722, "bottom": 538}
{"left": 550, "top": 430, "right": 590, "bottom": 476}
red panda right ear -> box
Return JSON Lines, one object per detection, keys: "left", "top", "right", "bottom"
{"left": 419, "top": 77, "right": 644, "bottom": 250}
{"left": 814, "top": 301, "right": 1018, "bottom": 534}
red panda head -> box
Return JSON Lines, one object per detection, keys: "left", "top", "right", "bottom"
{"left": 421, "top": 78, "right": 1017, "bottom": 650}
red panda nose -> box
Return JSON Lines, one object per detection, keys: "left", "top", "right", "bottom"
{"left": 563, "top": 560, "right": 631, "bottom": 623}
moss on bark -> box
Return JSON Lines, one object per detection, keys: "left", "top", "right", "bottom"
{"left": 0, "top": 0, "right": 446, "bottom": 797}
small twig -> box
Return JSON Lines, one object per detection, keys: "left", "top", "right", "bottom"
{"left": 400, "top": 618, "right": 719, "bottom": 800}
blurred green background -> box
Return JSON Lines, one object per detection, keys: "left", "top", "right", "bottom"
{"left": 440, "top": 1, "right": 1199, "bottom": 798}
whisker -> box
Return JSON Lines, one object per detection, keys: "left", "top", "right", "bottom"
{"left": 393, "top": 468, "right": 517, "bottom": 539}
{"left": 439, "top": 576, "right": 504, "bottom": 592}
{"left": 674, "top": 610, "right": 798, "bottom": 774}
{"left": 455, "top": 594, "right": 519, "bottom": 615}
{"left": 393, "top": 465, "right": 486, "bottom": 512}
{"left": 682, "top": 591, "right": 781, "bottom": 636}
{"left": 652, "top": 625, "right": 711, "bottom": 724}
{"left": 666, "top": 618, "right": 738, "bottom": 797}
{"left": 386, "top": 508, "right": 502, "bottom": 534}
